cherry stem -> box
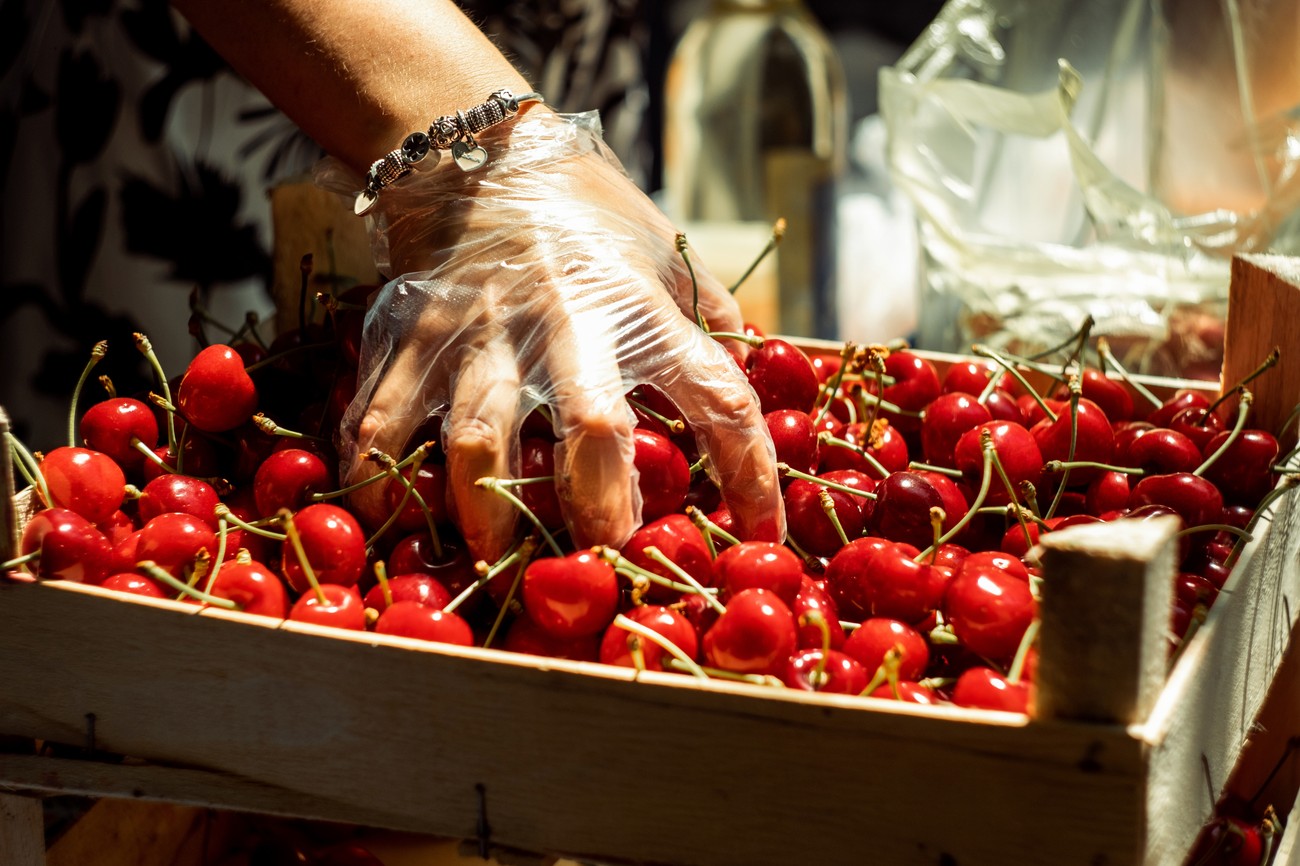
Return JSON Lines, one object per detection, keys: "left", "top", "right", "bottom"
{"left": 1059, "top": 314, "right": 1095, "bottom": 379}
{"left": 852, "top": 386, "right": 917, "bottom": 419}
{"left": 972, "top": 345, "right": 1059, "bottom": 422}
{"left": 1006, "top": 619, "right": 1040, "bottom": 685}
{"left": 799, "top": 609, "right": 833, "bottom": 690}
{"left": 372, "top": 560, "right": 393, "bottom": 609}
{"left": 663, "top": 656, "right": 782, "bottom": 687}
{"left": 907, "top": 460, "right": 962, "bottom": 478}
{"left": 1026, "top": 314, "right": 1093, "bottom": 365}
{"left": 370, "top": 448, "right": 444, "bottom": 558}
{"left": 445, "top": 536, "right": 534, "bottom": 615}
{"left": 0, "top": 551, "right": 40, "bottom": 571}
{"left": 482, "top": 545, "right": 532, "bottom": 649}
{"left": 675, "top": 233, "right": 707, "bottom": 331}
{"left": 1095, "top": 338, "right": 1162, "bottom": 409}
{"left": 727, "top": 217, "right": 785, "bottom": 296}
{"left": 1276, "top": 402, "right": 1300, "bottom": 443}
{"left": 626, "top": 397, "right": 685, "bottom": 434}
{"left": 628, "top": 636, "right": 647, "bottom": 673}
{"left": 279, "top": 509, "right": 327, "bottom": 605}
{"left": 310, "top": 445, "right": 430, "bottom": 502}
{"left": 203, "top": 516, "right": 230, "bottom": 596}
{"left": 929, "top": 624, "right": 961, "bottom": 645}
{"left": 599, "top": 546, "right": 723, "bottom": 604}
{"left": 137, "top": 560, "right": 238, "bottom": 610}
{"left": 813, "top": 342, "right": 857, "bottom": 426}
{"left": 820, "top": 431, "right": 891, "bottom": 479}
{"left": 1176, "top": 523, "right": 1252, "bottom": 542}
{"left": 1043, "top": 460, "right": 1142, "bottom": 475}
{"left": 68, "top": 341, "right": 107, "bottom": 447}
{"left": 1044, "top": 377, "right": 1082, "bottom": 520}
{"left": 475, "top": 477, "right": 563, "bottom": 557}
{"left": 705, "top": 330, "right": 764, "bottom": 347}
{"left": 839, "top": 620, "right": 861, "bottom": 632}
{"left": 131, "top": 438, "right": 175, "bottom": 474}
{"left": 251, "top": 413, "right": 329, "bottom": 444}
{"left": 777, "top": 463, "right": 878, "bottom": 499}
{"left": 643, "top": 545, "right": 727, "bottom": 614}
{"left": 1204, "top": 347, "right": 1279, "bottom": 420}
{"left": 5, "top": 432, "right": 50, "bottom": 507}
{"left": 817, "top": 489, "right": 852, "bottom": 547}
{"left": 859, "top": 647, "right": 902, "bottom": 698}
{"left": 1195, "top": 390, "right": 1253, "bottom": 477}
{"left": 134, "top": 333, "right": 177, "bottom": 453}
{"left": 613, "top": 613, "right": 708, "bottom": 680}
{"left": 214, "top": 504, "right": 287, "bottom": 541}
{"left": 862, "top": 347, "right": 888, "bottom": 431}
{"left": 98, "top": 375, "right": 116, "bottom": 399}
{"left": 927, "top": 507, "right": 945, "bottom": 563}
{"left": 918, "top": 431, "right": 994, "bottom": 560}
{"left": 685, "top": 505, "right": 741, "bottom": 551}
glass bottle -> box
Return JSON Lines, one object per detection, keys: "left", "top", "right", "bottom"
{"left": 663, "top": 0, "right": 848, "bottom": 337}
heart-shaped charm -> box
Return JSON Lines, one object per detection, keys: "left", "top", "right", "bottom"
{"left": 452, "top": 141, "right": 489, "bottom": 172}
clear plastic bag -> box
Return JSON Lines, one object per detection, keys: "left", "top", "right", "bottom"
{"left": 880, "top": 0, "right": 1300, "bottom": 377}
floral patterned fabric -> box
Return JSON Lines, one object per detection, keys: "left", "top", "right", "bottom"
{"left": 0, "top": 0, "right": 647, "bottom": 446}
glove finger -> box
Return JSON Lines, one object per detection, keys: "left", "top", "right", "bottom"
{"left": 443, "top": 337, "right": 523, "bottom": 564}
{"left": 650, "top": 319, "right": 785, "bottom": 543}
{"left": 527, "top": 288, "right": 639, "bottom": 551}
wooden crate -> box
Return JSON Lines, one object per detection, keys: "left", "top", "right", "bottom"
{"left": 1, "top": 256, "right": 1298, "bottom": 866}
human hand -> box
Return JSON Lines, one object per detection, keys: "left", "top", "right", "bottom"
{"left": 330, "top": 110, "right": 784, "bottom": 562}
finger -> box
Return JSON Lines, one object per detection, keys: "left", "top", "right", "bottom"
{"left": 443, "top": 338, "right": 523, "bottom": 563}
{"left": 650, "top": 319, "right": 785, "bottom": 543}
{"left": 345, "top": 287, "right": 461, "bottom": 528}
{"left": 527, "top": 284, "right": 640, "bottom": 550}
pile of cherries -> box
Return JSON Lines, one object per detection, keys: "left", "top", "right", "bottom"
{"left": 4, "top": 299, "right": 1293, "bottom": 724}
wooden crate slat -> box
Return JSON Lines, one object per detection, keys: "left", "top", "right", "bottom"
{"left": 0, "top": 579, "right": 1148, "bottom": 866}
{"left": 1224, "top": 255, "right": 1300, "bottom": 449}
{"left": 0, "top": 792, "right": 43, "bottom": 866}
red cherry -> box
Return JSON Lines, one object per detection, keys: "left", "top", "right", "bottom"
{"left": 792, "top": 577, "right": 845, "bottom": 650}
{"left": 1053, "top": 369, "right": 1133, "bottom": 424}
{"left": 633, "top": 428, "right": 690, "bottom": 522}
{"left": 702, "top": 588, "right": 797, "bottom": 676}
{"left": 501, "top": 613, "right": 600, "bottom": 661}
{"left": 818, "top": 419, "right": 909, "bottom": 477}
{"left": 783, "top": 474, "right": 871, "bottom": 558}
{"left": 1018, "top": 395, "right": 1066, "bottom": 427}
{"left": 374, "top": 601, "right": 474, "bottom": 646}
{"left": 80, "top": 397, "right": 159, "bottom": 472}
{"left": 921, "top": 392, "right": 992, "bottom": 469}
{"left": 100, "top": 572, "right": 166, "bottom": 599}
{"left": 519, "top": 438, "right": 563, "bottom": 529}
{"left": 206, "top": 560, "right": 290, "bottom": 619}
{"left": 842, "top": 617, "right": 929, "bottom": 681}
{"left": 522, "top": 550, "right": 621, "bottom": 639}
{"left": 1085, "top": 471, "right": 1132, "bottom": 516}
{"left": 876, "top": 350, "right": 940, "bottom": 433}
{"left": 823, "top": 536, "right": 899, "bottom": 621}
{"left": 137, "top": 474, "right": 220, "bottom": 528}
{"left": 765, "top": 409, "right": 820, "bottom": 475}
{"left": 599, "top": 605, "right": 698, "bottom": 671}
{"left": 1168, "top": 406, "right": 1225, "bottom": 452}
{"left": 952, "top": 667, "right": 1030, "bottom": 713}
{"left": 954, "top": 421, "right": 1043, "bottom": 506}
{"left": 983, "top": 389, "right": 1027, "bottom": 425}
{"left": 860, "top": 541, "right": 950, "bottom": 624}
{"left": 1147, "top": 389, "right": 1212, "bottom": 428}
{"left": 1031, "top": 397, "right": 1114, "bottom": 484}
{"left": 382, "top": 462, "right": 449, "bottom": 533}
{"left": 941, "top": 360, "right": 1001, "bottom": 396}
{"left": 782, "top": 649, "right": 868, "bottom": 693}
{"left": 745, "top": 339, "right": 819, "bottom": 413}
{"left": 866, "top": 471, "right": 942, "bottom": 550}
{"left": 623, "top": 514, "right": 715, "bottom": 603}
{"left": 1127, "top": 472, "right": 1224, "bottom": 529}
{"left": 809, "top": 353, "right": 842, "bottom": 384}
{"left": 1200, "top": 429, "right": 1279, "bottom": 506}
{"left": 387, "top": 534, "right": 478, "bottom": 607}
{"left": 713, "top": 541, "right": 804, "bottom": 606}
{"left": 281, "top": 504, "right": 368, "bottom": 593}
{"left": 957, "top": 550, "right": 1030, "bottom": 582}
{"left": 867, "top": 681, "right": 941, "bottom": 704}
{"left": 20, "top": 508, "right": 114, "bottom": 584}
{"left": 39, "top": 446, "right": 125, "bottom": 524}
{"left": 142, "top": 436, "right": 220, "bottom": 483}
{"left": 362, "top": 573, "right": 452, "bottom": 614}
{"left": 254, "top": 448, "right": 334, "bottom": 516}
{"left": 96, "top": 509, "right": 137, "bottom": 547}
{"left": 1119, "top": 428, "right": 1202, "bottom": 476}
{"left": 176, "top": 344, "right": 258, "bottom": 433}
{"left": 135, "top": 512, "right": 218, "bottom": 578}
{"left": 290, "top": 584, "right": 367, "bottom": 631}
{"left": 942, "top": 565, "right": 1037, "bottom": 663}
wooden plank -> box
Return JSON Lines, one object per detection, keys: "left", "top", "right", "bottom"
{"left": 1139, "top": 462, "right": 1300, "bottom": 866}
{"left": 0, "top": 407, "right": 16, "bottom": 565}
{"left": 1034, "top": 516, "right": 1179, "bottom": 725}
{"left": 1223, "top": 254, "right": 1300, "bottom": 448}
{"left": 0, "top": 580, "right": 1148, "bottom": 866}
{"left": 0, "top": 791, "right": 44, "bottom": 866}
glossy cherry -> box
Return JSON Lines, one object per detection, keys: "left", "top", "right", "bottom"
{"left": 362, "top": 573, "right": 453, "bottom": 614}
{"left": 953, "top": 421, "right": 1043, "bottom": 506}
{"left": 522, "top": 550, "right": 621, "bottom": 640}
{"left": 281, "top": 504, "right": 367, "bottom": 593}
{"left": 623, "top": 514, "right": 715, "bottom": 602}
{"left": 765, "top": 409, "right": 820, "bottom": 475}
{"left": 866, "top": 472, "right": 942, "bottom": 550}
{"left": 1200, "top": 429, "right": 1278, "bottom": 506}
{"left": 875, "top": 350, "right": 940, "bottom": 433}
{"left": 137, "top": 474, "right": 220, "bottom": 528}
{"left": 1119, "top": 428, "right": 1202, "bottom": 476}
{"left": 289, "top": 583, "right": 367, "bottom": 631}
{"left": 254, "top": 448, "right": 334, "bottom": 516}
{"left": 205, "top": 560, "right": 290, "bottom": 619}
{"left": 823, "top": 536, "right": 901, "bottom": 622}
{"left": 921, "top": 391, "right": 991, "bottom": 469}
{"left": 501, "top": 613, "right": 600, "bottom": 661}
{"left": 176, "top": 344, "right": 259, "bottom": 433}
{"left": 382, "top": 462, "right": 449, "bottom": 533}
{"left": 80, "top": 396, "right": 159, "bottom": 472}
{"left": 374, "top": 601, "right": 474, "bottom": 646}
{"left": 783, "top": 473, "right": 871, "bottom": 558}
{"left": 745, "top": 338, "right": 819, "bottom": 414}
{"left": 1127, "top": 472, "right": 1224, "bottom": 529}
{"left": 100, "top": 572, "right": 166, "bottom": 599}
{"left": 951, "top": 667, "right": 1030, "bottom": 713}
{"left": 942, "top": 564, "right": 1038, "bottom": 663}
{"left": 842, "top": 617, "right": 929, "bottom": 681}
{"left": 792, "top": 576, "right": 845, "bottom": 650}
{"left": 818, "top": 419, "right": 909, "bottom": 477}
{"left": 632, "top": 428, "right": 690, "bottom": 522}
{"left": 518, "top": 437, "right": 563, "bottom": 529}
{"left": 135, "top": 512, "right": 218, "bottom": 578}
{"left": 782, "top": 649, "right": 868, "bottom": 694}
{"left": 19, "top": 507, "right": 114, "bottom": 584}
{"left": 701, "top": 588, "right": 797, "bottom": 676}
{"left": 39, "top": 446, "right": 125, "bottom": 524}
{"left": 713, "top": 541, "right": 804, "bottom": 606}
{"left": 1031, "top": 397, "right": 1115, "bottom": 484}
{"left": 598, "top": 604, "right": 698, "bottom": 671}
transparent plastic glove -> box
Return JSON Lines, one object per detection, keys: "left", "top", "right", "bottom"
{"left": 321, "top": 110, "right": 784, "bottom": 562}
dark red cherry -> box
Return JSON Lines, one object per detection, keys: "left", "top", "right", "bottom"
{"left": 632, "top": 428, "right": 690, "bottom": 522}
{"left": 792, "top": 576, "right": 845, "bottom": 650}
{"left": 842, "top": 617, "right": 929, "bottom": 680}
{"left": 19, "top": 507, "right": 114, "bottom": 584}
{"left": 1168, "top": 406, "right": 1225, "bottom": 452}
{"left": 142, "top": 436, "right": 220, "bottom": 483}
{"left": 876, "top": 350, "right": 940, "bottom": 433}
{"left": 281, "top": 504, "right": 367, "bottom": 593}
{"left": 783, "top": 474, "right": 871, "bottom": 558}
{"left": 765, "top": 409, "right": 820, "bottom": 475}
{"left": 1120, "top": 428, "right": 1202, "bottom": 476}
{"left": 1147, "top": 389, "right": 1212, "bottom": 428}
{"left": 1127, "top": 472, "right": 1224, "bottom": 529}
{"left": 782, "top": 649, "right": 867, "bottom": 693}
{"left": 137, "top": 474, "right": 220, "bottom": 528}
{"left": 501, "top": 613, "right": 599, "bottom": 661}
{"left": 135, "top": 512, "right": 218, "bottom": 578}
{"left": 867, "top": 472, "right": 942, "bottom": 550}
{"left": 1200, "top": 429, "right": 1278, "bottom": 507}
{"left": 382, "top": 462, "right": 449, "bottom": 533}
{"left": 598, "top": 604, "right": 698, "bottom": 671}
{"left": 1053, "top": 368, "right": 1133, "bottom": 423}
{"left": 518, "top": 437, "right": 563, "bottom": 529}
{"left": 1085, "top": 471, "right": 1132, "bottom": 516}
{"left": 254, "top": 448, "right": 333, "bottom": 516}
{"left": 745, "top": 339, "right": 819, "bottom": 414}
{"left": 39, "top": 446, "right": 125, "bottom": 525}
{"left": 921, "top": 392, "right": 992, "bottom": 469}
{"left": 363, "top": 573, "right": 452, "bottom": 613}
{"left": 374, "top": 601, "right": 474, "bottom": 646}
{"left": 80, "top": 397, "right": 159, "bottom": 472}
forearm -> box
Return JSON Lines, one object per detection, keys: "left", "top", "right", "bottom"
{"left": 171, "top": 0, "right": 532, "bottom": 173}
